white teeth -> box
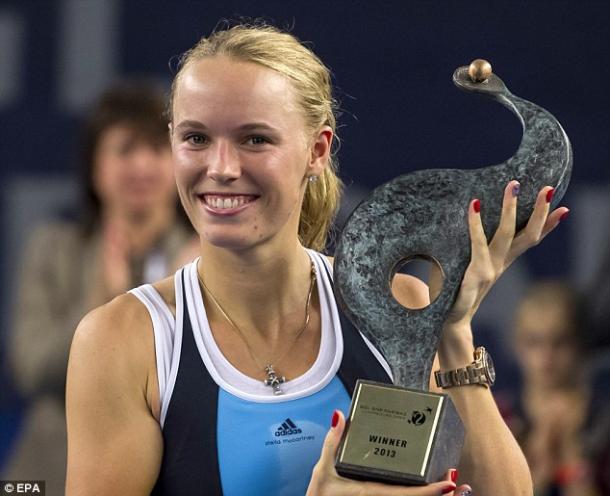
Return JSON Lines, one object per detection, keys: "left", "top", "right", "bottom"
{"left": 204, "top": 195, "right": 253, "bottom": 210}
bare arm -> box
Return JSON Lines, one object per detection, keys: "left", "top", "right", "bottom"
{"left": 436, "top": 182, "right": 569, "bottom": 495}
{"left": 436, "top": 328, "right": 531, "bottom": 494}
{"left": 391, "top": 273, "right": 530, "bottom": 495}
{"left": 66, "top": 295, "right": 162, "bottom": 495}
{"left": 422, "top": 181, "right": 568, "bottom": 495}
{"left": 390, "top": 272, "right": 527, "bottom": 494}
{"left": 387, "top": 183, "right": 571, "bottom": 494}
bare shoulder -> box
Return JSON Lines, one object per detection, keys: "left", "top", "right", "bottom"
{"left": 151, "top": 274, "right": 177, "bottom": 316}
{"left": 68, "top": 273, "right": 175, "bottom": 417}
{"left": 66, "top": 294, "right": 162, "bottom": 495}
{"left": 325, "top": 255, "right": 430, "bottom": 309}
{"left": 71, "top": 292, "right": 153, "bottom": 368}
{"left": 67, "top": 293, "right": 156, "bottom": 414}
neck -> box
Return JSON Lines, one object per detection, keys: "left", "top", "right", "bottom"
{"left": 198, "top": 239, "right": 315, "bottom": 342}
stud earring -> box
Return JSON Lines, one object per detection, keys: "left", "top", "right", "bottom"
{"left": 308, "top": 176, "right": 318, "bottom": 183}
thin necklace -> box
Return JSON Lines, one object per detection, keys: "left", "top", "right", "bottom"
{"left": 197, "top": 261, "right": 317, "bottom": 395}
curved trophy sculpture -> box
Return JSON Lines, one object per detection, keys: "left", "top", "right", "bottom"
{"left": 334, "top": 60, "right": 572, "bottom": 484}
{"left": 335, "top": 61, "right": 572, "bottom": 389}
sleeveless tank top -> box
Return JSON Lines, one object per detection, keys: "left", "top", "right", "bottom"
{"left": 130, "top": 251, "right": 393, "bottom": 495}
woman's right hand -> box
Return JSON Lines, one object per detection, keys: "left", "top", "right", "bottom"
{"left": 307, "top": 410, "right": 473, "bottom": 496}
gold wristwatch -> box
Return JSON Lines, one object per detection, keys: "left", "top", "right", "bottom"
{"left": 434, "top": 346, "right": 496, "bottom": 389}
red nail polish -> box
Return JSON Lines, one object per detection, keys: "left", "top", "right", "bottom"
{"left": 560, "top": 211, "right": 569, "bottom": 222}
{"left": 546, "top": 188, "right": 555, "bottom": 203}
{"left": 331, "top": 410, "right": 339, "bottom": 428}
{"left": 442, "top": 484, "right": 457, "bottom": 494}
{"left": 450, "top": 468, "right": 458, "bottom": 483}
{"left": 473, "top": 199, "right": 481, "bottom": 213}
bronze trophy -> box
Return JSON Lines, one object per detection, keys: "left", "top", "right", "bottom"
{"left": 333, "top": 60, "right": 572, "bottom": 485}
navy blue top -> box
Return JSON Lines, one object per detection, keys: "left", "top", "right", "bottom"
{"left": 151, "top": 266, "right": 391, "bottom": 495}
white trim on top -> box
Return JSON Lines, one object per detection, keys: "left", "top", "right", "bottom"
{"left": 129, "top": 250, "right": 393, "bottom": 421}
{"left": 159, "top": 271, "right": 185, "bottom": 427}
{"left": 184, "top": 251, "right": 343, "bottom": 403}
{"left": 128, "top": 279, "right": 184, "bottom": 428}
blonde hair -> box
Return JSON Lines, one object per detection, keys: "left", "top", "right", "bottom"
{"left": 169, "top": 23, "right": 343, "bottom": 251}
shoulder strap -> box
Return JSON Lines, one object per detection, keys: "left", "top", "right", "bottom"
{"left": 128, "top": 285, "right": 175, "bottom": 408}
{"left": 152, "top": 270, "right": 223, "bottom": 495}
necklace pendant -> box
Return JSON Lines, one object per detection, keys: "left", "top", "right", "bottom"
{"left": 264, "top": 364, "right": 286, "bottom": 395}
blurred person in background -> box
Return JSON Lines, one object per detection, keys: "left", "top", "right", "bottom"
{"left": 2, "top": 82, "right": 196, "bottom": 493}
{"left": 505, "top": 280, "right": 607, "bottom": 496}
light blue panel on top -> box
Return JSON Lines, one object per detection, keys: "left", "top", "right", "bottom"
{"left": 217, "top": 376, "right": 351, "bottom": 496}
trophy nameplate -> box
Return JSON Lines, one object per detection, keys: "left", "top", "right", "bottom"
{"left": 337, "top": 381, "right": 463, "bottom": 484}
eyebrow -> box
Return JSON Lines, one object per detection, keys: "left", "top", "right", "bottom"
{"left": 174, "top": 120, "right": 207, "bottom": 130}
{"left": 174, "top": 120, "right": 279, "bottom": 132}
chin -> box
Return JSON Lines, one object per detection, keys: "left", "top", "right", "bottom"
{"left": 201, "top": 230, "right": 266, "bottom": 251}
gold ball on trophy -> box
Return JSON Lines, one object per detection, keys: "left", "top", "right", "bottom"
{"left": 468, "top": 59, "right": 492, "bottom": 82}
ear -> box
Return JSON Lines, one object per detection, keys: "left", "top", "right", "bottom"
{"left": 168, "top": 122, "right": 175, "bottom": 147}
{"left": 306, "top": 126, "right": 333, "bottom": 178}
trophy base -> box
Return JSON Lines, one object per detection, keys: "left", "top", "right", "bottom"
{"left": 335, "top": 380, "right": 465, "bottom": 485}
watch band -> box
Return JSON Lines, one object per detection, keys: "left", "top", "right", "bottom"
{"left": 434, "top": 364, "right": 489, "bottom": 388}
{"left": 434, "top": 346, "right": 493, "bottom": 389}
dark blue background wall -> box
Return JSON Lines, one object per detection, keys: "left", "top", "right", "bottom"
{"left": 1, "top": 0, "right": 608, "bottom": 273}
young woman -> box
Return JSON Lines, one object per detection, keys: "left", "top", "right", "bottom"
{"left": 66, "top": 24, "right": 568, "bottom": 495}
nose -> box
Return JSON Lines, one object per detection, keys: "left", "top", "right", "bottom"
{"left": 206, "top": 140, "right": 241, "bottom": 183}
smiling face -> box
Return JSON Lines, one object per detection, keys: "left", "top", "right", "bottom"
{"left": 171, "top": 56, "right": 330, "bottom": 252}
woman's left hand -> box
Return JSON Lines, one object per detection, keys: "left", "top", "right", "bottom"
{"left": 443, "top": 180, "right": 569, "bottom": 332}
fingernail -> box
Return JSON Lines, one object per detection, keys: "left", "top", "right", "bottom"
{"left": 442, "top": 484, "right": 457, "bottom": 494}
{"left": 560, "top": 210, "right": 569, "bottom": 222}
{"left": 331, "top": 410, "right": 339, "bottom": 428}
{"left": 450, "top": 468, "right": 458, "bottom": 483}
{"left": 512, "top": 182, "right": 521, "bottom": 197}
{"left": 546, "top": 187, "right": 555, "bottom": 203}
{"left": 473, "top": 199, "right": 481, "bottom": 213}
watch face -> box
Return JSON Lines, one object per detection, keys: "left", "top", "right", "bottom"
{"left": 483, "top": 350, "right": 496, "bottom": 385}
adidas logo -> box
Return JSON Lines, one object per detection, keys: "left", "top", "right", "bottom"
{"left": 274, "top": 418, "right": 303, "bottom": 437}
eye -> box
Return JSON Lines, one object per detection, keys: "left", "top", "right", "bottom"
{"left": 185, "top": 133, "right": 208, "bottom": 146}
{"left": 245, "top": 135, "right": 270, "bottom": 146}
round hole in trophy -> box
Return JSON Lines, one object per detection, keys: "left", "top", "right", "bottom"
{"left": 390, "top": 256, "right": 444, "bottom": 310}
